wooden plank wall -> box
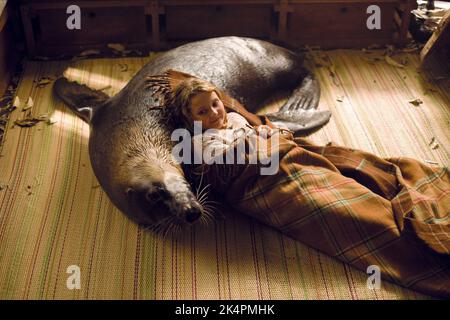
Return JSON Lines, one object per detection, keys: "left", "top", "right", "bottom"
{"left": 20, "top": 0, "right": 416, "bottom": 57}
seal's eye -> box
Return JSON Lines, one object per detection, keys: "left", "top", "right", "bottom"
{"left": 146, "top": 186, "right": 171, "bottom": 202}
{"left": 146, "top": 191, "right": 162, "bottom": 202}
{"left": 125, "top": 188, "right": 134, "bottom": 197}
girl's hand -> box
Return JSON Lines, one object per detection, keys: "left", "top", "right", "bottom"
{"left": 256, "top": 125, "right": 274, "bottom": 138}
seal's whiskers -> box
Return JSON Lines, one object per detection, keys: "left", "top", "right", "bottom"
{"left": 144, "top": 213, "right": 182, "bottom": 237}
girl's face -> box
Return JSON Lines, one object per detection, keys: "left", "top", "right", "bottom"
{"left": 189, "top": 91, "right": 226, "bottom": 129}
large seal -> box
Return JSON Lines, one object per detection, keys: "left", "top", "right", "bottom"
{"left": 53, "top": 36, "right": 331, "bottom": 231}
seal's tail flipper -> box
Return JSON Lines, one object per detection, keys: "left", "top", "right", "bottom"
{"left": 53, "top": 77, "right": 110, "bottom": 124}
{"left": 280, "top": 74, "right": 320, "bottom": 111}
{"left": 266, "top": 73, "right": 331, "bottom": 134}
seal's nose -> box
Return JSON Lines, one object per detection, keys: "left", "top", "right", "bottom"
{"left": 185, "top": 207, "right": 202, "bottom": 224}
{"left": 126, "top": 182, "right": 203, "bottom": 225}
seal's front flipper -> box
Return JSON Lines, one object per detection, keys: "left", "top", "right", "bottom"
{"left": 279, "top": 74, "right": 320, "bottom": 112}
{"left": 266, "top": 109, "right": 331, "bottom": 135}
{"left": 53, "top": 77, "right": 110, "bottom": 124}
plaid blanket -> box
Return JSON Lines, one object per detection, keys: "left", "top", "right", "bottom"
{"left": 150, "top": 69, "right": 450, "bottom": 298}
{"left": 189, "top": 134, "right": 450, "bottom": 298}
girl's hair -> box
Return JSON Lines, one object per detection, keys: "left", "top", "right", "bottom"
{"left": 170, "top": 78, "right": 227, "bottom": 132}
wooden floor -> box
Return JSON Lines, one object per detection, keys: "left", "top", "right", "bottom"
{"left": 0, "top": 49, "right": 448, "bottom": 299}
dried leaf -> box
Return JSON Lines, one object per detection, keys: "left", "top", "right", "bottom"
{"left": 429, "top": 137, "right": 435, "bottom": 145}
{"left": 79, "top": 49, "right": 101, "bottom": 57}
{"left": 13, "top": 96, "right": 20, "bottom": 107}
{"left": 385, "top": 44, "right": 396, "bottom": 55}
{"left": 118, "top": 64, "right": 128, "bottom": 72}
{"left": 37, "top": 114, "right": 49, "bottom": 121}
{"left": 107, "top": 43, "right": 126, "bottom": 52}
{"left": 37, "top": 79, "right": 51, "bottom": 87}
{"left": 428, "top": 137, "right": 439, "bottom": 150}
{"left": 13, "top": 114, "right": 50, "bottom": 127}
{"left": 385, "top": 55, "right": 405, "bottom": 68}
{"left": 327, "top": 66, "right": 340, "bottom": 86}
{"left": 22, "top": 97, "right": 34, "bottom": 111}
{"left": 14, "top": 118, "right": 40, "bottom": 127}
{"left": 35, "top": 77, "right": 53, "bottom": 88}
{"left": 408, "top": 99, "right": 423, "bottom": 106}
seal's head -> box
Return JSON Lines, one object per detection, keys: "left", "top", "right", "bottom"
{"left": 53, "top": 77, "right": 208, "bottom": 234}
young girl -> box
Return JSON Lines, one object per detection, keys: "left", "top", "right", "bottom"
{"left": 158, "top": 69, "right": 450, "bottom": 298}
{"left": 170, "top": 77, "right": 290, "bottom": 163}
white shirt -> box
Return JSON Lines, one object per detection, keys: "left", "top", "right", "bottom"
{"left": 192, "top": 112, "right": 254, "bottom": 162}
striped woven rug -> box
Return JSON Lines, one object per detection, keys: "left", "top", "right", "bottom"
{"left": 0, "top": 49, "right": 448, "bottom": 299}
